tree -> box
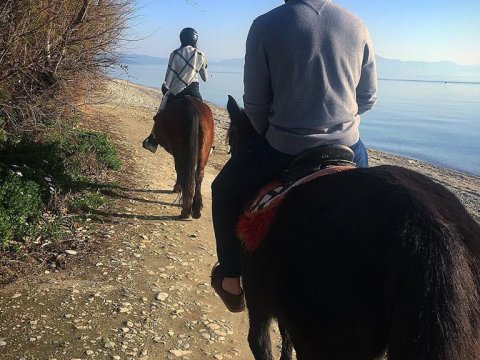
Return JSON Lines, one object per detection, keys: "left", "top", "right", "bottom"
{"left": 0, "top": 0, "right": 135, "bottom": 129}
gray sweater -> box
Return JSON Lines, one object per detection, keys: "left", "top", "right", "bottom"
{"left": 243, "top": 0, "right": 377, "bottom": 155}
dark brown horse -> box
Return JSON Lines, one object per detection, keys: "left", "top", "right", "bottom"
{"left": 225, "top": 96, "right": 480, "bottom": 360}
{"left": 152, "top": 95, "right": 214, "bottom": 218}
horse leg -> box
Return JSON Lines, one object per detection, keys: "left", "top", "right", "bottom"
{"left": 248, "top": 313, "right": 274, "bottom": 360}
{"left": 173, "top": 160, "right": 181, "bottom": 193}
{"left": 191, "top": 167, "right": 204, "bottom": 219}
{"left": 278, "top": 319, "right": 293, "bottom": 360}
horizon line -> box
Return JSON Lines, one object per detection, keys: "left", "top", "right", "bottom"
{"left": 121, "top": 52, "right": 480, "bottom": 67}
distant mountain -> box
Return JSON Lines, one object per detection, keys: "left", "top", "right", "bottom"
{"left": 375, "top": 56, "right": 480, "bottom": 81}
{"left": 120, "top": 54, "right": 480, "bottom": 81}
{"left": 119, "top": 53, "right": 243, "bottom": 67}
{"left": 209, "top": 58, "right": 244, "bottom": 67}
{"left": 120, "top": 54, "right": 168, "bottom": 65}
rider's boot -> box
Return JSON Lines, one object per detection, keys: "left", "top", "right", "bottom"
{"left": 142, "top": 133, "right": 158, "bottom": 153}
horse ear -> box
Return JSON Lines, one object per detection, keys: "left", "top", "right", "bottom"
{"left": 227, "top": 95, "right": 241, "bottom": 121}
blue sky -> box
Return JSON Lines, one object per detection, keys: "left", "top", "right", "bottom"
{"left": 127, "top": 0, "right": 480, "bottom": 65}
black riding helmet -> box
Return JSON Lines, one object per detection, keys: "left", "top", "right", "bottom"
{"left": 180, "top": 27, "right": 198, "bottom": 47}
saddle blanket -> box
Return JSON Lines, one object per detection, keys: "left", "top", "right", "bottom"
{"left": 236, "top": 165, "right": 354, "bottom": 252}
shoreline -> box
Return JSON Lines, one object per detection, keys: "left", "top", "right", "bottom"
{"left": 101, "top": 79, "right": 479, "bottom": 221}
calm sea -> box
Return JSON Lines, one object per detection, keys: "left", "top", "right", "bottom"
{"left": 111, "top": 64, "right": 480, "bottom": 176}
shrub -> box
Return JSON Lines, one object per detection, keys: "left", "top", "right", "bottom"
{"left": 70, "top": 192, "right": 107, "bottom": 213}
{"left": 0, "top": 170, "right": 43, "bottom": 246}
{"left": 0, "top": 0, "right": 135, "bottom": 129}
{"left": 0, "top": 127, "right": 120, "bottom": 248}
{"left": 73, "top": 131, "right": 122, "bottom": 171}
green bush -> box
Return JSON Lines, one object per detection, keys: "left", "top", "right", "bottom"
{"left": 0, "top": 127, "right": 120, "bottom": 248}
{"left": 0, "top": 171, "right": 42, "bottom": 246}
{"left": 74, "top": 131, "right": 122, "bottom": 171}
{"left": 70, "top": 192, "right": 107, "bottom": 213}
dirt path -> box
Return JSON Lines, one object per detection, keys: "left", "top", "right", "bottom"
{"left": 0, "top": 79, "right": 478, "bottom": 360}
{"left": 0, "top": 81, "right": 270, "bottom": 360}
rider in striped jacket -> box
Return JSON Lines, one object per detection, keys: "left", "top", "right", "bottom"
{"left": 143, "top": 27, "right": 208, "bottom": 153}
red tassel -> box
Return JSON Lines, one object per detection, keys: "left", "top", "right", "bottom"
{"left": 237, "top": 206, "right": 280, "bottom": 252}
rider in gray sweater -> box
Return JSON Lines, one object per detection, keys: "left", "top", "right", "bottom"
{"left": 244, "top": 0, "right": 377, "bottom": 155}
{"left": 211, "top": 0, "right": 378, "bottom": 312}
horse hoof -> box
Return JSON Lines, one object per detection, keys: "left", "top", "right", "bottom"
{"left": 191, "top": 210, "right": 201, "bottom": 219}
{"left": 173, "top": 185, "right": 181, "bottom": 193}
{"left": 180, "top": 210, "right": 191, "bottom": 219}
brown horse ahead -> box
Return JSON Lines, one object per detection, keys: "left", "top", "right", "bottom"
{"left": 152, "top": 95, "right": 214, "bottom": 218}
{"left": 225, "top": 96, "right": 480, "bottom": 360}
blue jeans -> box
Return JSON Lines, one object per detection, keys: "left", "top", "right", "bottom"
{"left": 350, "top": 139, "right": 369, "bottom": 168}
{"left": 211, "top": 136, "right": 369, "bottom": 277}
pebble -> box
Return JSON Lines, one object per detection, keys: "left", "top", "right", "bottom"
{"left": 104, "top": 341, "right": 116, "bottom": 349}
{"left": 207, "top": 323, "right": 221, "bottom": 330}
{"left": 156, "top": 292, "right": 169, "bottom": 301}
{"left": 12, "top": 293, "right": 22, "bottom": 299}
{"left": 0, "top": 340, "right": 6, "bottom": 346}
{"left": 65, "top": 250, "right": 77, "bottom": 255}
{"left": 169, "top": 349, "right": 192, "bottom": 357}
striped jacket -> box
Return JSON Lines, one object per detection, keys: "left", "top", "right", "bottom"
{"left": 164, "top": 45, "right": 208, "bottom": 96}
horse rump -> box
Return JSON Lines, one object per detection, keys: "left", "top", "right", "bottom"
{"left": 242, "top": 166, "right": 480, "bottom": 360}
{"left": 387, "top": 204, "right": 480, "bottom": 359}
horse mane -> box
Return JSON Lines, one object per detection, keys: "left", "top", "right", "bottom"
{"left": 226, "top": 95, "right": 257, "bottom": 154}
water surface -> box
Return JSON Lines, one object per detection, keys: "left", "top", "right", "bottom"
{"left": 111, "top": 65, "right": 480, "bottom": 176}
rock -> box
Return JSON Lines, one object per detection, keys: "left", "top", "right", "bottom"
{"left": 156, "top": 292, "right": 169, "bottom": 301}
{"left": 65, "top": 250, "right": 77, "bottom": 255}
{"left": 214, "top": 330, "right": 227, "bottom": 337}
{"left": 55, "top": 254, "right": 66, "bottom": 268}
{"left": 12, "top": 293, "right": 22, "bottom": 299}
{"left": 169, "top": 349, "right": 192, "bottom": 357}
{"left": 0, "top": 340, "right": 6, "bottom": 346}
{"left": 153, "top": 336, "right": 162, "bottom": 343}
{"left": 207, "top": 323, "right": 221, "bottom": 331}
{"left": 104, "top": 341, "right": 116, "bottom": 349}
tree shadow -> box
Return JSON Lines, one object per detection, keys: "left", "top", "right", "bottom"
{"left": 99, "top": 188, "right": 181, "bottom": 207}
{"left": 91, "top": 209, "right": 190, "bottom": 222}
{"left": 114, "top": 186, "right": 174, "bottom": 195}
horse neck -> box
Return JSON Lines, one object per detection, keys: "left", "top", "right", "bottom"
{"left": 231, "top": 115, "right": 257, "bottom": 154}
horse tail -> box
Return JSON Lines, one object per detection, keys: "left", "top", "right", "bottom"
{"left": 179, "top": 102, "right": 199, "bottom": 218}
{"left": 388, "top": 207, "right": 480, "bottom": 359}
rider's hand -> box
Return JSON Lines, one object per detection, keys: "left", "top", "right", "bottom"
{"left": 161, "top": 83, "right": 169, "bottom": 95}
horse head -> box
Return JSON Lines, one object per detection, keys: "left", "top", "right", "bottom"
{"left": 226, "top": 95, "right": 257, "bottom": 155}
